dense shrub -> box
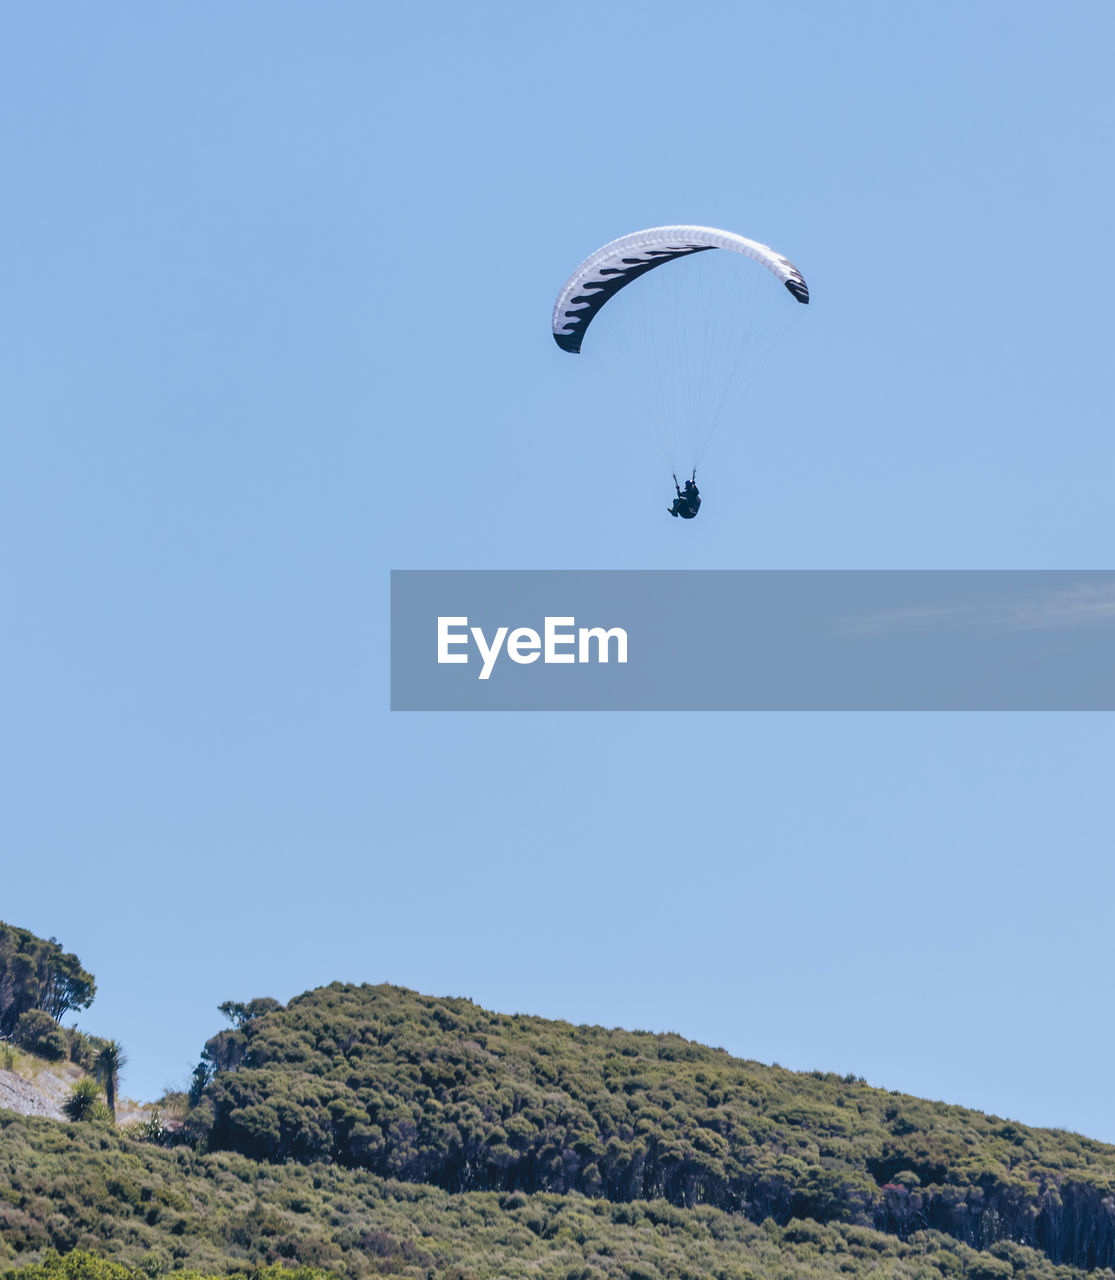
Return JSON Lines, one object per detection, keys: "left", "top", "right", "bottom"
{"left": 13, "top": 1013, "right": 67, "bottom": 1062}
{"left": 0, "top": 1115, "right": 1096, "bottom": 1280}
{"left": 181, "top": 983, "right": 1115, "bottom": 1272}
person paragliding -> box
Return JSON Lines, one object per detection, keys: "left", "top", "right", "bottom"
{"left": 668, "top": 472, "right": 701, "bottom": 519}
{"left": 551, "top": 224, "right": 809, "bottom": 520}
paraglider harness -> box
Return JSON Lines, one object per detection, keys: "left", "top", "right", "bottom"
{"left": 668, "top": 471, "right": 701, "bottom": 520}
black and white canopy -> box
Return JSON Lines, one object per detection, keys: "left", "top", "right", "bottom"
{"left": 552, "top": 225, "right": 809, "bottom": 354}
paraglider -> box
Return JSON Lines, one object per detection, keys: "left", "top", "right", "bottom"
{"left": 668, "top": 472, "right": 701, "bottom": 519}
{"left": 551, "top": 225, "right": 808, "bottom": 517}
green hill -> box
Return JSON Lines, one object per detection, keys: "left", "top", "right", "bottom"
{"left": 187, "top": 983, "right": 1114, "bottom": 1272}
{"left": 4, "top": 962, "right": 1115, "bottom": 1279}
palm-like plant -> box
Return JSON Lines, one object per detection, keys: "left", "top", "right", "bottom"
{"left": 63, "top": 1077, "right": 110, "bottom": 1122}
{"left": 94, "top": 1039, "right": 127, "bottom": 1121}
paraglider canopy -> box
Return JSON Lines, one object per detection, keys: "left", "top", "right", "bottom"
{"left": 551, "top": 223, "right": 810, "bottom": 481}
{"left": 552, "top": 225, "right": 809, "bottom": 355}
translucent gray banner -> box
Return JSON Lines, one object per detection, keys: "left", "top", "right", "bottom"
{"left": 390, "top": 571, "right": 1115, "bottom": 710}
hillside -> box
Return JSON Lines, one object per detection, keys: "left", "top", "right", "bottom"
{"left": 4, "top": 974, "right": 1115, "bottom": 1279}
{"left": 0, "top": 1110, "right": 1095, "bottom": 1280}
{"left": 185, "top": 984, "right": 1115, "bottom": 1272}
{"left": 0, "top": 1052, "right": 79, "bottom": 1121}
{"left": 0, "top": 1049, "right": 151, "bottom": 1129}
{"left": 0, "top": 923, "right": 145, "bottom": 1130}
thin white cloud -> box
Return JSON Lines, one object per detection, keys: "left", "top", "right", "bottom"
{"left": 842, "top": 580, "right": 1115, "bottom": 635}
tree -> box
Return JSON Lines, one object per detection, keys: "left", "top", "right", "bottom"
{"left": 94, "top": 1039, "right": 127, "bottom": 1121}
{"left": 188, "top": 1061, "right": 212, "bottom": 1106}
{"left": 217, "top": 997, "right": 281, "bottom": 1029}
{"left": 0, "top": 922, "right": 95, "bottom": 1038}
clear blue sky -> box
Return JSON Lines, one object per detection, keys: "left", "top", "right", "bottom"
{"left": 3, "top": 3, "right": 1115, "bottom": 1140}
